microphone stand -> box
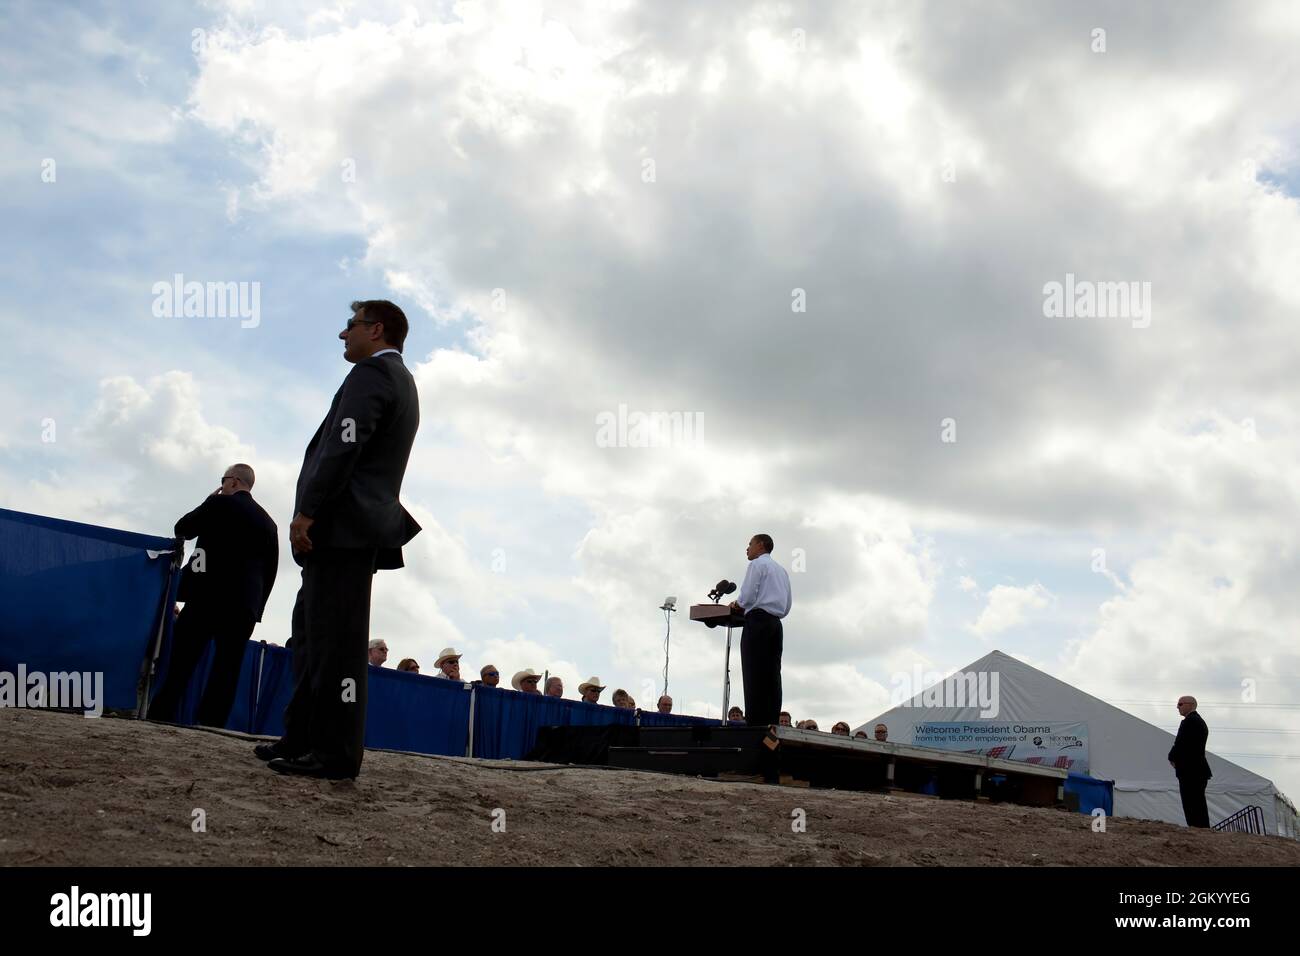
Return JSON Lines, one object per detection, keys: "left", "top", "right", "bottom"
{"left": 659, "top": 600, "right": 676, "bottom": 697}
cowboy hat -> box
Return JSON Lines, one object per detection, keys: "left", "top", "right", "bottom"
{"left": 511, "top": 668, "right": 543, "bottom": 690}
{"left": 434, "top": 647, "right": 462, "bottom": 669}
{"left": 577, "top": 676, "right": 606, "bottom": 694}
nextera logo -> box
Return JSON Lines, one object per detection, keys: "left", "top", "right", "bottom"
{"left": 50, "top": 886, "right": 151, "bottom": 936}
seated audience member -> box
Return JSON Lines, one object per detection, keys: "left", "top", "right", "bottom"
{"left": 801, "top": 719, "right": 819, "bottom": 731}
{"left": 396, "top": 658, "right": 420, "bottom": 673}
{"left": 512, "top": 669, "right": 543, "bottom": 694}
{"left": 657, "top": 695, "right": 673, "bottom": 713}
{"left": 478, "top": 664, "right": 500, "bottom": 687}
{"left": 368, "top": 639, "right": 389, "bottom": 667}
{"left": 874, "top": 723, "right": 888, "bottom": 742}
{"left": 778, "top": 711, "right": 792, "bottom": 727}
{"left": 578, "top": 677, "right": 605, "bottom": 704}
{"left": 611, "top": 688, "right": 634, "bottom": 709}
{"left": 727, "top": 706, "right": 745, "bottom": 724}
{"left": 433, "top": 648, "right": 462, "bottom": 680}
{"left": 545, "top": 676, "right": 564, "bottom": 697}
{"left": 831, "top": 721, "right": 850, "bottom": 736}
{"left": 853, "top": 730, "right": 869, "bottom": 739}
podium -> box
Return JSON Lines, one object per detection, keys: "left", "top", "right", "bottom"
{"left": 690, "top": 604, "right": 746, "bottom": 722}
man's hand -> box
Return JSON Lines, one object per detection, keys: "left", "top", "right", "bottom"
{"left": 173, "top": 602, "right": 181, "bottom": 620}
{"left": 290, "top": 513, "right": 315, "bottom": 555}
{"left": 728, "top": 600, "right": 741, "bottom": 612}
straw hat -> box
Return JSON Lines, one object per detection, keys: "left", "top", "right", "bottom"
{"left": 434, "top": 647, "right": 462, "bottom": 669}
{"left": 511, "top": 668, "right": 542, "bottom": 690}
{"left": 577, "top": 676, "right": 606, "bottom": 695}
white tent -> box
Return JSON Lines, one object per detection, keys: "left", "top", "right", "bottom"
{"left": 862, "top": 650, "right": 1298, "bottom": 839}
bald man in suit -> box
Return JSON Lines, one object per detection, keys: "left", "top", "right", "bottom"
{"left": 1168, "top": 695, "right": 1213, "bottom": 828}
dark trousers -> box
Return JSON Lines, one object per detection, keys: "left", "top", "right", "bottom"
{"left": 1179, "top": 776, "right": 1211, "bottom": 828}
{"left": 740, "top": 609, "right": 783, "bottom": 726}
{"left": 280, "top": 548, "right": 377, "bottom": 777}
{"left": 148, "top": 603, "right": 255, "bottom": 727}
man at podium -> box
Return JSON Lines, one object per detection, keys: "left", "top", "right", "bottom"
{"left": 728, "top": 533, "right": 792, "bottom": 726}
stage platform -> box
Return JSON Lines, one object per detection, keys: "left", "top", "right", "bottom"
{"left": 529, "top": 723, "right": 1068, "bottom": 807}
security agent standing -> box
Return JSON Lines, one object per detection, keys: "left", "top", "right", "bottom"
{"left": 1168, "top": 695, "right": 1213, "bottom": 828}
{"left": 259, "top": 299, "right": 421, "bottom": 780}
{"left": 148, "top": 463, "right": 278, "bottom": 727}
{"left": 728, "top": 533, "right": 792, "bottom": 727}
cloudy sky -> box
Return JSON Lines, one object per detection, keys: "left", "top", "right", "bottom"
{"left": 3, "top": 0, "right": 1298, "bottom": 801}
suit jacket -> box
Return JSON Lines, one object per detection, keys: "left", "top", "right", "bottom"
{"left": 294, "top": 351, "right": 421, "bottom": 568}
{"left": 1167, "top": 710, "right": 1212, "bottom": 780}
{"left": 175, "top": 490, "right": 278, "bottom": 622}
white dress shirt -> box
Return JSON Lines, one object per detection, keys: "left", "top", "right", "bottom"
{"left": 373, "top": 348, "right": 401, "bottom": 358}
{"left": 737, "top": 552, "right": 792, "bottom": 618}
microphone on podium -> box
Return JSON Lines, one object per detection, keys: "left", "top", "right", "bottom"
{"left": 707, "top": 580, "right": 736, "bottom": 604}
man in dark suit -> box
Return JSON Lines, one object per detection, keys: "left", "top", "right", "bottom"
{"left": 148, "top": 463, "right": 278, "bottom": 727}
{"left": 259, "top": 299, "right": 421, "bottom": 780}
{"left": 1168, "top": 695, "right": 1213, "bottom": 828}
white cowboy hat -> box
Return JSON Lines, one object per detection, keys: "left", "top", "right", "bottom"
{"left": 577, "top": 676, "right": 606, "bottom": 694}
{"left": 511, "top": 668, "right": 543, "bottom": 690}
{"left": 434, "top": 647, "right": 462, "bottom": 669}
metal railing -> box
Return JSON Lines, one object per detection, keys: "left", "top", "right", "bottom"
{"left": 1213, "top": 804, "right": 1265, "bottom": 835}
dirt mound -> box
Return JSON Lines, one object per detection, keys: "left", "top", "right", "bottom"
{"left": 2, "top": 709, "right": 1296, "bottom": 866}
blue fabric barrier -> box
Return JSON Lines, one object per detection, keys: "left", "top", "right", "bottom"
{"left": 366, "top": 669, "right": 471, "bottom": 755}
{"left": 0, "top": 508, "right": 178, "bottom": 712}
{"left": 1065, "top": 772, "right": 1114, "bottom": 816}
{"left": 211, "top": 643, "right": 474, "bottom": 757}
{"left": 471, "top": 685, "right": 635, "bottom": 759}
{"left": 251, "top": 644, "right": 295, "bottom": 737}
{"left": 165, "top": 639, "right": 263, "bottom": 733}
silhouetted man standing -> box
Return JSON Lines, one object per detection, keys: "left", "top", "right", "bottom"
{"left": 259, "top": 300, "right": 421, "bottom": 780}
{"left": 1168, "top": 695, "right": 1213, "bottom": 828}
{"left": 148, "top": 463, "right": 277, "bottom": 727}
{"left": 728, "top": 533, "right": 792, "bottom": 727}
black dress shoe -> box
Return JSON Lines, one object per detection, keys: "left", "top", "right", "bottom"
{"left": 267, "top": 753, "right": 354, "bottom": 780}
{"left": 254, "top": 741, "right": 294, "bottom": 762}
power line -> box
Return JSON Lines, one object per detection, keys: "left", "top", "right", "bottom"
{"left": 1154, "top": 727, "right": 1300, "bottom": 735}
{"left": 1113, "top": 699, "right": 1300, "bottom": 710}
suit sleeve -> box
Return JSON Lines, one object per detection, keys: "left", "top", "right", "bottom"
{"left": 1167, "top": 721, "right": 1183, "bottom": 764}
{"left": 260, "top": 527, "right": 279, "bottom": 619}
{"left": 297, "top": 362, "right": 393, "bottom": 517}
{"left": 175, "top": 495, "right": 221, "bottom": 539}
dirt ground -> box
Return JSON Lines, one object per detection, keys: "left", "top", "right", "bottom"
{"left": 2, "top": 708, "right": 1297, "bottom": 866}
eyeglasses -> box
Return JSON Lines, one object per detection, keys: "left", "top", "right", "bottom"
{"left": 522, "top": 678, "right": 539, "bottom": 685}
{"left": 484, "top": 671, "right": 499, "bottom": 678}
{"left": 345, "top": 317, "right": 377, "bottom": 331}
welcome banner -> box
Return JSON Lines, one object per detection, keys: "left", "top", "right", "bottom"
{"left": 911, "top": 721, "right": 1090, "bottom": 774}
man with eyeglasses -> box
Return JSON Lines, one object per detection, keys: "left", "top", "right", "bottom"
{"left": 512, "top": 670, "right": 543, "bottom": 694}
{"left": 148, "top": 463, "right": 278, "bottom": 728}
{"left": 480, "top": 665, "right": 501, "bottom": 687}
{"left": 1168, "top": 696, "right": 1213, "bottom": 828}
{"left": 260, "top": 299, "right": 422, "bottom": 781}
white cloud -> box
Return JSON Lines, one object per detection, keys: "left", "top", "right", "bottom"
{"left": 969, "top": 583, "right": 1053, "bottom": 639}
